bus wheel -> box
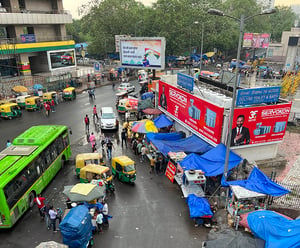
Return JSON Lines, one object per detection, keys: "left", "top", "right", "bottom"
{"left": 28, "top": 192, "right": 35, "bottom": 208}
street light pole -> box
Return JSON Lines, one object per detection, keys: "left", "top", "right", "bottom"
{"left": 207, "top": 8, "right": 276, "bottom": 181}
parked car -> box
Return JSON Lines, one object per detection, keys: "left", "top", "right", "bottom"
{"left": 117, "top": 83, "right": 135, "bottom": 93}
{"left": 100, "top": 107, "right": 119, "bottom": 130}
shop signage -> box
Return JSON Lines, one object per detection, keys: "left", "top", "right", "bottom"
{"left": 158, "top": 81, "right": 224, "bottom": 144}
{"left": 20, "top": 34, "right": 36, "bottom": 43}
{"left": 236, "top": 86, "right": 281, "bottom": 106}
{"left": 94, "top": 62, "right": 100, "bottom": 72}
{"left": 165, "top": 161, "right": 177, "bottom": 183}
{"left": 177, "top": 73, "right": 194, "bottom": 92}
{"left": 231, "top": 102, "right": 292, "bottom": 147}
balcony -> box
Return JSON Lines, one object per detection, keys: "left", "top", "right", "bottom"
{"left": 0, "top": 36, "right": 73, "bottom": 45}
{"left": 0, "top": 8, "right": 72, "bottom": 24}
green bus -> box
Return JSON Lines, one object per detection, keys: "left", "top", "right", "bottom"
{"left": 0, "top": 125, "right": 72, "bottom": 228}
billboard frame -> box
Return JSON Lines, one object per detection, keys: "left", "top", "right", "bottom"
{"left": 47, "top": 48, "right": 76, "bottom": 71}
{"left": 119, "top": 37, "right": 166, "bottom": 70}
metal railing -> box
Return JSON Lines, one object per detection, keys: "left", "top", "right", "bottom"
{"left": 0, "top": 7, "right": 70, "bottom": 15}
{"left": 0, "top": 36, "right": 73, "bottom": 45}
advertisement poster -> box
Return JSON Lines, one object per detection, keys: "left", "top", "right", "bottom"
{"left": 165, "top": 161, "right": 177, "bottom": 183}
{"left": 119, "top": 37, "right": 166, "bottom": 70}
{"left": 158, "top": 81, "right": 224, "bottom": 144}
{"left": 243, "top": 33, "right": 270, "bottom": 48}
{"left": 231, "top": 103, "right": 292, "bottom": 147}
{"left": 47, "top": 49, "right": 76, "bottom": 71}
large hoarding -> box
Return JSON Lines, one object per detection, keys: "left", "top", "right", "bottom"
{"left": 115, "top": 35, "right": 131, "bottom": 53}
{"left": 119, "top": 37, "right": 166, "bottom": 70}
{"left": 243, "top": 33, "right": 270, "bottom": 48}
{"left": 231, "top": 103, "right": 292, "bottom": 147}
{"left": 47, "top": 49, "right": 76, "bottom": 71}
{"left": 158, "top": 81, "right": 224, "bottom": 144}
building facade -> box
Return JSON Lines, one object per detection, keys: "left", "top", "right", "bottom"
{"left": 0, "top": 0, "right": 74, "bottom": 77}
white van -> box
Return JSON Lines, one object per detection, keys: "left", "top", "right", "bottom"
{"left": 100, "top": 107, "right": 119, "bottom": 130}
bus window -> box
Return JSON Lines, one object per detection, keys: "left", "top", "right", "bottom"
{"left": 63, "top": 134, "right": 69, "bottom": 147}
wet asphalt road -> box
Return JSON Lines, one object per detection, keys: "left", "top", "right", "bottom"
{"left": 0, "top": 81, "right": 209, "bottom": 248}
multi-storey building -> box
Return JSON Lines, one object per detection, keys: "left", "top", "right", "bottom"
{"left": 0, "top": 0, "right": 74, "bottom": 78}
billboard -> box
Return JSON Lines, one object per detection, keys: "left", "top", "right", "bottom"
{"left": 231, "top": 103, "right": 292, "bottom": 147}
{"left": 115, "top": 35, "right": 131, "bottom": 52}
{"left": 158, "top": 81, "right": 224, "bottom": 144}
{"left": 177, "top": 73, "right": 194, "bottom": 92}
{"left": 47, "top": 49, "right": 76, "bottom": 71}
{"left": 243, "top": 33, "right": 270, "bottom": 48}
{"left": 119, "top": 37, "right": 166, "bottom": 70}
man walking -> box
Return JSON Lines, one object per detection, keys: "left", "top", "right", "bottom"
{"left": 101, "top": 200, "right": 109, "bottom": 226}
{"left": 121, "top": 128, "right": 127, "bottom": 148}
{"left": 49, "top": 206, "right": 58, "bottom": 232}
{"left": 84, "top": 114, "right": 90, "bottom": 133}
{"left": 34, "top": 194, "right": 46, "bottom": 219}
{"left": 93, "top": 105, "right": 98, "bottom": 120}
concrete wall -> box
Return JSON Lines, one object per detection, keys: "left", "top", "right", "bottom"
{"left": 25, "top": 0, "right": 52, "bottom": 11}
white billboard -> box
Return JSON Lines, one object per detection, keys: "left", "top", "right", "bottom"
{"left": 47, "top": 49, "right": 76, "bottom": 71}
{"left": 119, "top": 37, "right": 166, "bottom": 70}
{"left": 115, "top": 35, "right": 131, "bottom": 53}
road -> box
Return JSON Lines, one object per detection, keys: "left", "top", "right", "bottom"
{"left": 0, "top": 81, "right": 209, "bottom": 248}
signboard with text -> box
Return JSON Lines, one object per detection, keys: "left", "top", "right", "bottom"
{"left": 243, "top": 33, "right": 270, "bottom": 48}
{"left": 165, "top": 161, "right": 177, "bottom": 183}
{"left": 158, "top": 81, "right": 224, "bottom": 144}
{"left": 236, "top": 86, "right": 281, "bottom": 106}
{"left": 231, "top": 103, "right": 292, "bottom": 147}
{"left": 119, "top": 37, "right": 166, "bottom": 70}
{"left": 20, "top": 34, "right": 36, "bottom": 43}
{"left": 177, "top": 73, "right": 194, "bottom": 92}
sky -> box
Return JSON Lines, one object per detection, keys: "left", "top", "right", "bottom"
{"left": 63, "top": 0, "right": 157, "bottom": 19}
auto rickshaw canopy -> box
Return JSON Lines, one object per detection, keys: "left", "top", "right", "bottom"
{"left": 80, "top": 164, "right": 109, "bottom": 180}
{"left": 76, "top": 153, "right": 102, "bottom": 169}
{"left": 112, "top": 156, "right": 135, "bottom": 167}
{"left": 43, "top": 91, "right": 57, "bottom": 100}
{"left": 25, "top": 96, "right": 41, "bottom": 104}
{"left": 63, "top": 87, "right": 75, "bottom": 93}
{"left": 12, "top": 85, "right": 28, "bottom": 93}
{"left": 0, "top": 98, "right": 17, "bottom": 105}
{"left": 0, "top": 103, "right": 19, "bottom": 112}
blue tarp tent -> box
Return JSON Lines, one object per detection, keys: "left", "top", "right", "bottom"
{"left": 248, "top": 210, "right": 300, "bottom": 248}
{"left": 147, "top": 134, "right": 213, "bottom": 156}
{"left": 187, "top": 194, "right": 213, "bottom": 218}
{"left": 180, "top": 144, "right": 242, "bottom": 176}
{"left": 141, "top": 92, "right": 154, "bottom": 100}
{"left": 223, "top": 167, "right": 290, "bottom": 196}
{"left": 154, "top": 114, "right": 173, "bottom": 128}
{"left": 146, "top": 132, "right": 183, "bottom": 142}
{"left": 59, "top": 205, "right": 93, "bottom": 248}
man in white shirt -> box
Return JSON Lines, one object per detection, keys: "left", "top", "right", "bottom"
{"left": 48, "top": 206, "right": 58, "bottom": 232}
{"left": 102, "top": 200, "right": 109, "bottom": 225}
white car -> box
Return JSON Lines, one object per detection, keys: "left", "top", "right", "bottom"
{"left": 117, "top": 83, "right": 135, "bottom": 93}
{"left": 100, "top": 107, "right": 119, "bottom": 130}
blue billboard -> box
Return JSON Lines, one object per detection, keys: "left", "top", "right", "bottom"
{"left": 236, "top": 86, "right": 281, "bottom": 106}
{"left": 177, "top": 73, "right": 194, "bottom": 92}
{"left": 20, "top": 34, "right": 36, "bottom": 43}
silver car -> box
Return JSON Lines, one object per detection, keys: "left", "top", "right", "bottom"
{"left": 100, "top": 107, "right": 119, "bottom": 130}
{"left": 117, "top": 83, "right": 135, "bottom": 93}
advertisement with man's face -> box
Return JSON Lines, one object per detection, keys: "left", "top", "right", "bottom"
{"left": 231, "top": 103, "right": 292, "bottom": 147}
{"left": 47, "top": 49, "right": 76, "bottom": 71}
{"left": 158, "top": 81, "right": 224, "bottom": 144}
{"left": 119, "top": 37, "right": 166, "bottom": 70}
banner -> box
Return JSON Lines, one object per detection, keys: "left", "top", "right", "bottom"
{"left": 243, "top": 33, "right": 270, "bottom": 48}
{"left": 158, "top": 81, "right": 224, "bottom": 144}
{"left": 231, "top": 103, "right": 292, "bottom": 147}
{"left": 119, "top": 37, "right": 166, "bottom": 70}
{"left": 165, "top": 161, "right": 177, "bottom": 183}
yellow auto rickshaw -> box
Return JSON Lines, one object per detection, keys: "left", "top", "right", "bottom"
{"left": 25, "top": 96, "right": 41, "bottom": 111}
{"left": 79, "top": 164, "right": 115, "bottom": 193}
{"left": 0, "top": 98, "right": 17, "bottom": 106}
{"left": 111, "top": 156, "right": 136, "bottom": 183}
{"left": 0, "top": 103, "right": 22, "bottom": 119}
{"left": 16, "top": 95, "right": 31, "bottom": 109}
{"left": 75, "top": 153, "right": 105, "bottom": 177}
{"left": 63, "top": 87, "right": 76, "bottom": 101}
{"left": 43, "top": 91, "right": 58, "bottom": 103}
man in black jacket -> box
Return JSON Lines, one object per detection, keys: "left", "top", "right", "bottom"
{"left": 231, "top": 115, "right": 250, "bottom": 146}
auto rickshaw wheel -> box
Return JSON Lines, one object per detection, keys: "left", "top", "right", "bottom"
{"left": 8, "top": 116, "right": 12, "bottom": 120}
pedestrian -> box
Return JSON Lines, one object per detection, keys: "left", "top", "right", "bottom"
{"left": 89, "top": 132, "right": 96, "bottom": 152}
{"left": 149, "top": 157, "right": 155, "bottom": 173}
{"left": 95, "top": 210, "right": 104, "bottom": 233}
{"left": 106, "top": 139, "right": 114, "bottom": 159}
{"left": 37, "top": 99, "right": 41, "bottom": 112}
{"left": 44, "top": 102, "right": 51, "bottom": 116}
{"left": 34, "top": 194, "right": 46, "bottom": 219}
{"left": 112, "top": 81, "right": 115, "bottom": 90}
{"left": 140, "top": 145, "right": 148, "bottom": 162}
{"left": 6, "top": 140, "right": 12, "bottom": 147}
{"left": 132, "top": 138, "right": 138, "bottom": 155}
{"left": 93, "top": 105, "right": 98, "bottom": 120}
{"left": 50, "top": 99, "right": 55, "bottom": 112}
{"left": 121, "top": 128, "right": 127, "bottom": 148}
{"left": 84, "top": 114, "right": 90, "bottom": 133}
{"left": 136, "top": 140, "right": 143, "bottom": 155}
{"left": 155, "top": 156, "right": 162, "bottom": 174}
{"left": 101, "top": 199, "right": 109, "bottom": 226}
{"left": 48, "top": 206, "right": 58, "bottom": 232}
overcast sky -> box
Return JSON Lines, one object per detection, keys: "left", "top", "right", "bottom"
{"left": 63, "top": 0, "right": 157, "bottom": 19}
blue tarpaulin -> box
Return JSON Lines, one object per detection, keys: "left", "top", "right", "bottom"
{"left": 248, "top": 210, "right": 300, "bottom": 248}
{"left": 75, "top": 42, "right": 88, "bottom": 48}
{"left": 223, "top": 167, "right": 290, "bottom": 196}
{"left": 187, "top": 194, "right": 213, "bottom": 218}
{"left": 146, "top": 132, "right": 183, "bottom": 142}
{"left": 180, "top": 144, "right": 242, "bottom": 176}
{"left": 141, "top": 92, "right": 154, "bottom": 100}
{"left": 59, "top": 205, "right": 93, "bottom": 248}
{"left": 147, "top": 134, "right": 213, "bottom": 156}
{"left": 154, "top": 114, "right": 173, "bottom": 128}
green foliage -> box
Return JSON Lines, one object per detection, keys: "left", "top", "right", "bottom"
{"left": 66, "top": 0, "right": 296, "bottom": 58}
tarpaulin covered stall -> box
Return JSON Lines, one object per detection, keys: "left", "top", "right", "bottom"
{"left": 222, "top": 167, "right": 290, "bottom": 196}
{"left": 154, "top": 114, "right": 173, "bottom": 128}
{"left": 146, "top": 134, "right": 213, "bottom": 156}
{"left": 179, "top": 144, "right": 242, "bottom": 176}
{"left": 187, "top": 194, "right": 213, "bottom": 218}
